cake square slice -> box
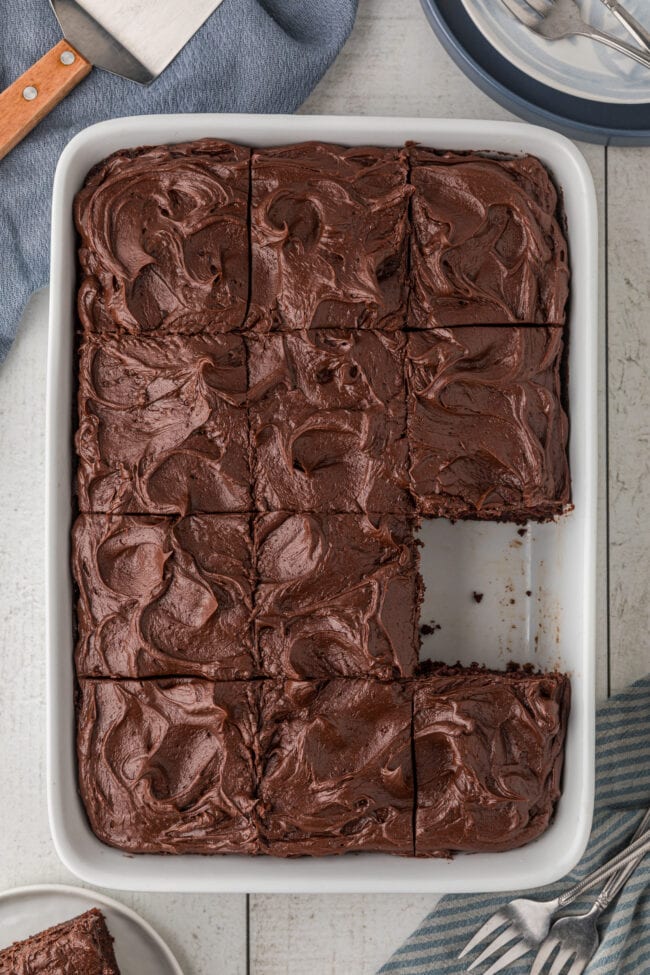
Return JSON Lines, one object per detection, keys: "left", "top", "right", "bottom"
{"left": 413, "top": 668, "right": 571, "bottom": 856}
{"left": 247, "top": 330, "right": 411, "bottom": 513}
{"left": 76, "top": 333, "right": 251, "bottom": 514}
{"left": 257, "top": 680, "right": 414, "bottom": 856}
{"left": 248, "top": 143, "right": 411, "bottom": 330}
{"left": 254, "top": 513, "right": 422, "bottom": 678}
{"left": 406, "top": 327, "right": 570, "bottom": 522}
{"left": 0, "top": 908, "right": 120, "bottom": 974}
{"left": 408, "top": 148, "right": 569, "bottom": 328}
{"left": 73, "top": 514, "right": 255, "bottom": 679}
{"left": 75, "top": 140, "right": 250, "bottom": 334}
{"left": 77, "top": 680, "right": 259, "bottom": 854}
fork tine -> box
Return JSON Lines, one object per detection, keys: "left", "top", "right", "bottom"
{"left": 458, "top": 912, "right": 507, "bottom": 959}
{"left": 482, "top": 940, "right": 531, "bottom": 975}
{"left": 566, "top": 956, "right": 588, "bottom": 975}
{"left": 531, "top": 937, "right": 559, "bottom": 975}
{"left": 497, "top": 0, "right": 540, "bottom": 28}
{"left": 549, "top": 947, "right": 575, "bottom": 975}
{"left": 521, "top": 0, "right": 551, "bottom": 14}
{"left": 467, "top": 927, "right": 518, "bottom": 971}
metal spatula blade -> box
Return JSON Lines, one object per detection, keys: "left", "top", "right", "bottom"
{"left": 0, "top": 0, "right": 224, "bottom": 160}
{"left": 52, "top": 0, "right": 225, "bottom": 85}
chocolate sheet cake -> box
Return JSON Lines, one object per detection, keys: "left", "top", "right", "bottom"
{"left": 406, "top": 327, "right": 570, "bottom": 521}
{"left": 413, "top": 669, "right": 571, "bottom": 856}
{"left": 247, "top": 329, "right": 411, "bottom": 513}
{"left": 72, "top": 138, "right": 573, "bottom": 859}
{"left": 248, "top": 143, "right": 411, "bottom": 331}
{"left": 254, "top": 513, "right": 421, "bottom": 678}
{"left": 75, "top": 669, "right": 569, "bottom": 857}
{"left": 77, "top": 680, "right": 259, "bottom": 854}
{"left": 256, "top": 680, "right": 414, "bottom": 856}
{"left": 76, "top": 332, "right": 251, "bottom": 515}
{"left": 75, "top": 140, "right": 250, "bottom": 334}
{"left": 0, "top": 909, "right": 120, "bottom": 974}
{"left": 72, "top": 514, "right": 255, "bottom": 679}
{"left": 408, "top": 148, "right": 570, "bottom": 328}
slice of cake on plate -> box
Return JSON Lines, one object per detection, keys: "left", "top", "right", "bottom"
{"left": 0, "top": 908, "right": 120, "bottom": 974}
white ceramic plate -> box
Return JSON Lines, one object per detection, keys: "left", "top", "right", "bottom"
{"left": 47, "top": 114, "right": 597, "bottom": 893}
{"left": 0, "top": 885, "right": 182, "bottom": 974}
{"left": 461, "top": 0, "right": 650, "bottom": 104}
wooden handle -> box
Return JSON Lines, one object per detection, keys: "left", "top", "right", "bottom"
{"left": 0, "top": 40, "right": 92, "bottom": 161}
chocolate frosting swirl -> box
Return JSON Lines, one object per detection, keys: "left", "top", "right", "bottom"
{"left": 73, "top": 515, "right": 254, "bottom": 679}
{"left": 76, "top": 333, "right": 250, "bottom": 515}
{"left": 414, "top": 670, "right": 570, "bottom": 855}
{"left": 257, "top": 680, "right": 414, "bottom": 856}
{"left": 75, "top": 140, "right": 250, "bottom": 334}
{"left": 77, "top": 679, "right": 259, "bottom": 854}
{"left": 76, "top": 674, "right": 569, "bottom": 857}
{"left": 254, "top": 513, "right": 421, "bottom": 678}
{"left": 248, "top": 143, "right": 411, "bottom": 330}
{"left": 247, "top": 330, "right": 411, "bottom": 513}
{"left": 406, "top": 327, "right": 570, "bottom": 521}
{"left": 409, "top": 149, "right": 569, "bottom": 327}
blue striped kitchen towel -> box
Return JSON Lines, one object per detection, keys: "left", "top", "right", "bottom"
{"left": 0, "top": 0, "right": 358, "bottom": 364}
{"left": 379, "top": 676, "right": 650, "bottom": 975}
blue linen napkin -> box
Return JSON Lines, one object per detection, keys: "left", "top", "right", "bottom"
{"left": 0, "top": 0, "right": 358, "bottom": 363}
{"left": 379, "top": 676, "right": 650, "bottom": 975}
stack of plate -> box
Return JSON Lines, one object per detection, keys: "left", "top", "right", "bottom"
{"left": 422, "top": 0, "right": 650, "bottom": 144}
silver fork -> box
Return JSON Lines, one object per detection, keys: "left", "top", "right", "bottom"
{"left": 530, "top": 808, "right": 650, "bottom": 975}
{"left": 458, "top": 810, "right": 650, "bottom": 975}
{"left": 499, "top": 0, "right": 650, "bottom": 69}
{"left": 599, "top": 0, "right": 650, "bottom": 54}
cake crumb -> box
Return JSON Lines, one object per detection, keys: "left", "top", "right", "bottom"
{"left": 420, "top": 621, "right": 441, "bottom": 636}
{"left": 473, "top": 591, "right": 484, "bottom": 604}
{"left": 517, "top": 528, "right": 527, "bottom": 537}
{"left": 526, "top": 590, "right": 532, "bottom": 597}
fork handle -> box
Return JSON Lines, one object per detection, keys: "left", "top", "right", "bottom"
{"left": 558, "top": 813, "right": 650, "bottom": 907}
{"left": 597, "top": 808, "right": 650, "bottom": 909}
{"left": 580, "top": 24, "right": 650, "bottom": 68}
{"left": 596, "top": 846, "right": 646, "bottom": 910}
{"left": 599, "top": 0, "right": 650, "bottom": 53}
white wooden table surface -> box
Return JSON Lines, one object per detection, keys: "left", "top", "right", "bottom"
{"left": 0, "top": 0, "right": 648, "bottom": 971}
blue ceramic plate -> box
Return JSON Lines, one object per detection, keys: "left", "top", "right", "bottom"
{"left": 421, "top": 0, "right": 650, "bottom": 144}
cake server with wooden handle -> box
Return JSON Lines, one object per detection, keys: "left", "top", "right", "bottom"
{"left": 0, "top": 0, "right": 225, "bottom": 161}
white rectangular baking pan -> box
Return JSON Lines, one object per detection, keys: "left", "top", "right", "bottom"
{"left": 46, "top": 114, "right": 597, "bottom": 893}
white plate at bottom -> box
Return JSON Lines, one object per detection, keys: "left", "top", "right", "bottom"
{"left": 0, "top": 885, "right": 183, "bottom": 975}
